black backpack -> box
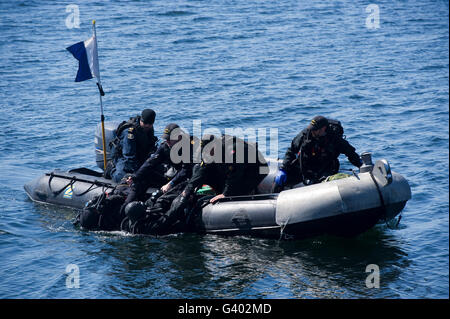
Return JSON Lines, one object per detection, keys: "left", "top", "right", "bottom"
{"left": 74, "top": 193, "right": 126, "bottom": 231}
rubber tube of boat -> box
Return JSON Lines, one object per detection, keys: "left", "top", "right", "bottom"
{"left": 275, "top": 163, "right": 411, "bottom": 233}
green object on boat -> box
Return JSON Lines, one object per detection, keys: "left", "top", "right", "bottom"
{"left": 196, "top": 185, "right": 216, "bottom": 195}
{"left": 323, "top": 172, "right": 351, "bottom": 182}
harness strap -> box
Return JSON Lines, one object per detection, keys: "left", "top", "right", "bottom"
{"left": 48, "top": 173, "right": 76, "bottom": 197}
{"left": 47, "top": 172, "right": 116, "bottom": 198}
{"left": 72, "top": 181, "right": 97, "bottom": 197}
{"left": 369, "top": 170, "right": 387, "bottom": 220}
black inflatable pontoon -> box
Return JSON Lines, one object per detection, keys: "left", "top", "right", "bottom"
{"left": 24, "top": 155, "right": 411, "bottom": 239}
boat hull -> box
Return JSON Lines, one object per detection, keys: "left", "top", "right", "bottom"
{"left": 24, "top": 159, "right": 411, "bottom": 239}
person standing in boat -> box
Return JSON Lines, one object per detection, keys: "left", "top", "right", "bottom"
{"left": 275, "top": 115, "right": 362, "bottom": 187}
{"left": 104, "top": 109, "right": 159, "bottom": 183}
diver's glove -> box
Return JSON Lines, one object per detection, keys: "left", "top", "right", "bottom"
{"left": 275, "top": 169, "right": 287, "bottom": 186}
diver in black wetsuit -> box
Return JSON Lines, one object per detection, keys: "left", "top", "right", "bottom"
{"left": 275, "top": 115, "right": 362, "bottom": 187}
{"left": 77, "top": 123, "right": 197, "bottom": 232}
{"left": 119, "top": 123, "right": 198, "bottom": 214}
{"left": 140, "top": 134, "right": 269, "bottom": 235}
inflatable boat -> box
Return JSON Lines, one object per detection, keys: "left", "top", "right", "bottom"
{"left": 24, "top": 155, "right": 411, "bottom": 240}
{"left": 24, "top": 121, "right": 411, "bottom": 239}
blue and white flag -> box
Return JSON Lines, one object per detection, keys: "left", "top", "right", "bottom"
{"left": 66, "top": 36, "right": 100, "bottom": 82}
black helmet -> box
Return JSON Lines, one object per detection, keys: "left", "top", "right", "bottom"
{"left": 162, "top": 123, "right": 181, "bottom": 140}
{"left": 124, "top": 201, "right": 146, "bottom": 222}
{"left": 141, "top": 109, "right": 156, "bottom": 125}
{"left": 308, "top": 115, "right": 328, "bottom": 130}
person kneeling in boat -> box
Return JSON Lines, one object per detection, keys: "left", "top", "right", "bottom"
{"left": 120, "top": 123, "right": 197, "bottom": 214}
{"left": 76, "top": 123, "right": 196, "bottom": 232}
{"left": 275, "top": 115, "right": 362, "bottom": 188}
{"left": 142, "top": 134, "right": 269, "bottom": 235}
{"left": 104, "top": 109, "right": 159, "bottom": 183}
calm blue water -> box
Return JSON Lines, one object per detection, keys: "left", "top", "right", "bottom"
{"left": 0, "top": 0, "right": 448, "bottom": 299}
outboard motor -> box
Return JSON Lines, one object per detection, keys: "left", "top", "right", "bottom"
{"left": 95, "top": 121, "right": 120, "bottom": 170}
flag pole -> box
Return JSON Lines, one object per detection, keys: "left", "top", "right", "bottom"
{"left": 92, "top": 20, "right": 108, "bottom": 170}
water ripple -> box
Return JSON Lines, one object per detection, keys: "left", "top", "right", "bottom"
{"left": 0, "top": 0, "right": 448, "bottom": 299}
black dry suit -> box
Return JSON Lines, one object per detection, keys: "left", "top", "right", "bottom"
{"left": 76, "top": 136, "right": 198, "bottom": 234}
{"left": 183, "top": 135, "right": 269, "bottom": 197}
{"left": 281, "top": 119, "right": 362, "bottom": 185}
{"left": 132, "top": 136, "right": 198, "bottom": 194}
{"left": 129, "top": 135, "right": 270, "bottom": 236}
{"left": 119, "top": 135, "right": 201, "bottom": 235}
{"left": 120, "top": 136, "right": 198, "bottom": 214}
{"left": 120, "top": 180, "right": 191, "bottom": 236}
{"left": 74, "top": 184, "right": 133, "bottom": 231}
{"left": 117, "top": 135, "right": 269, "bottom": 236}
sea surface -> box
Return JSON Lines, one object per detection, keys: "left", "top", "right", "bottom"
{"left": 0, "top": 0, "right": 448, "bottom": 299}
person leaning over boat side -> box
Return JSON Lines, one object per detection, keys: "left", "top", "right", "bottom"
{"left": 185, "top": 135, "right": 269, "bottom": 203}
{"left": 275, "top": 115, "right": 362, "bottom": 187}
{"left": 119, "top": 123, "right": 197, "bottom": 213}
{"left": 104, "top": 109, "right": 158, "bottom": 183}
{"left": 144, "top": 134, "right": 270, "bottom": 235}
